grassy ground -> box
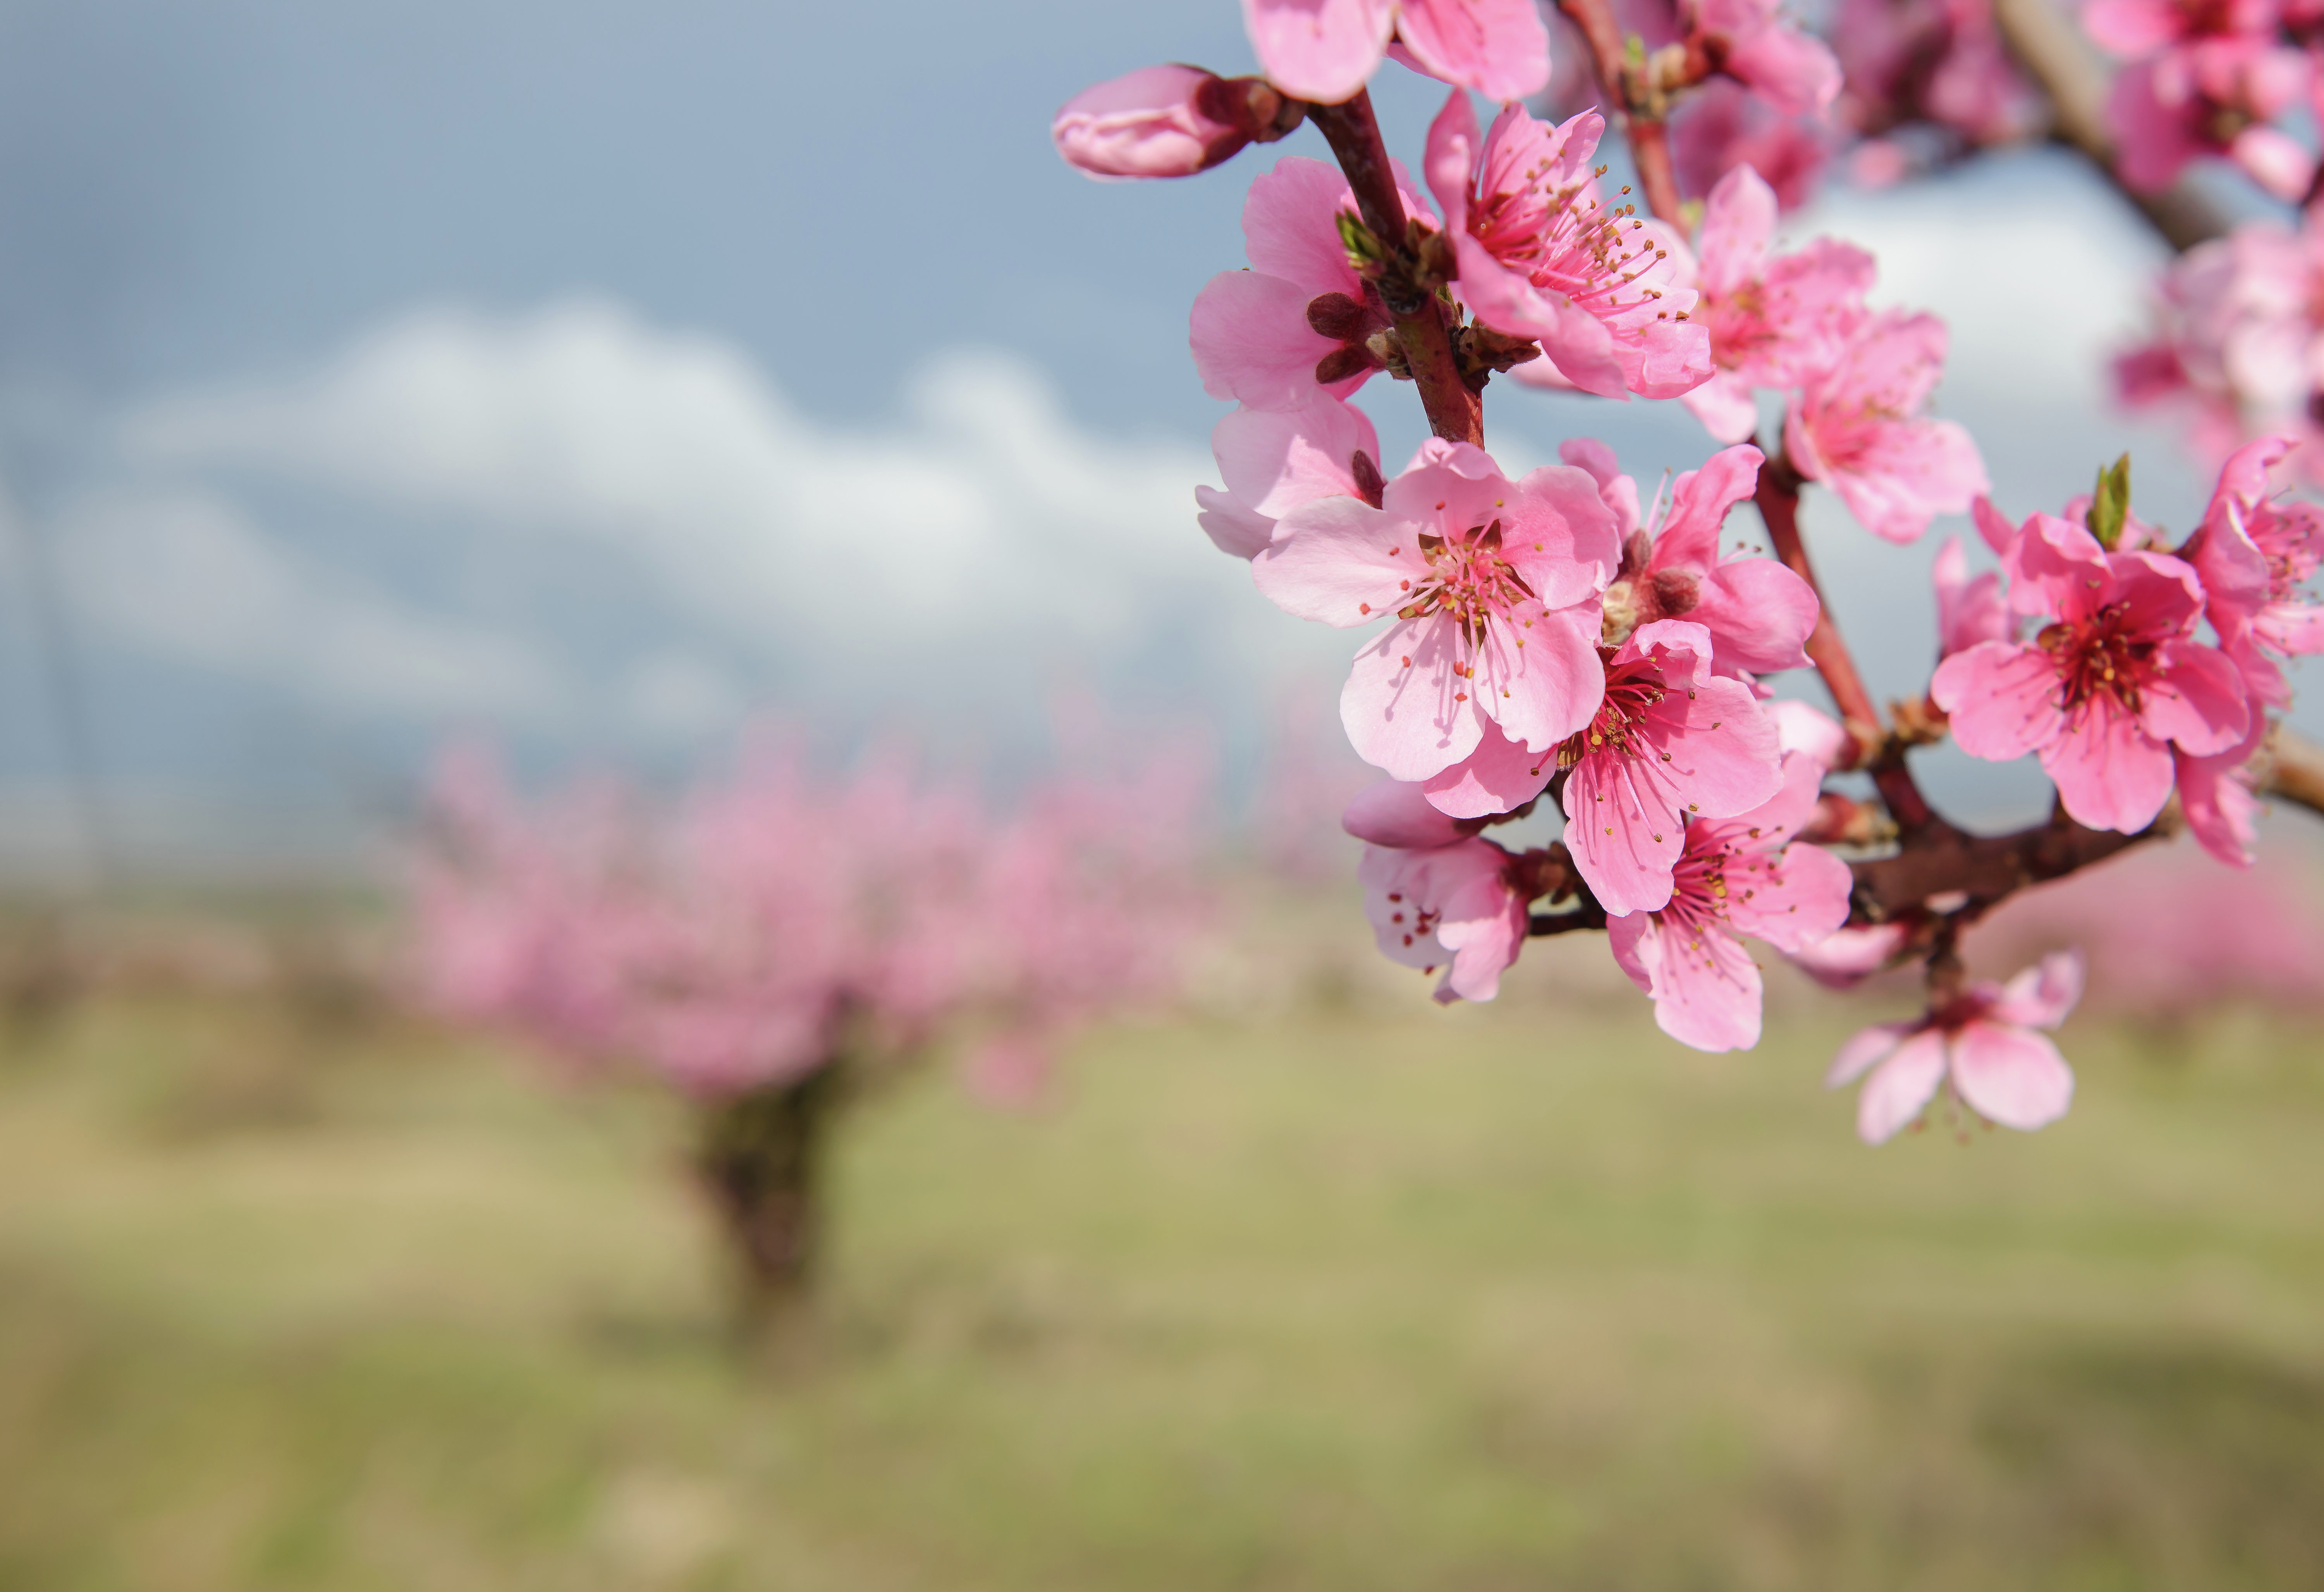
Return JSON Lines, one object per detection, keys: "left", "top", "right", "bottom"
{"left": 2, "top": 951, "right": 2322, "bottom": 1591}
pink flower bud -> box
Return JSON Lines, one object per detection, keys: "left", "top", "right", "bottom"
{"left": 1051, "top": 65, "right": 1272, "bottom": 181}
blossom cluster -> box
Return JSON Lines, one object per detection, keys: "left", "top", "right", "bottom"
{"left": 1052, "top": 0, "right": 2317, "bottom": 1147}
{"left": 2118, "top": 208, "right": 2324, "bottom": 485}
{"left": 2085, "top": 0, "right": 2322, "bottom": 200}
{"left": 411, "top": 735, "right": 1211, "bottom": 1104}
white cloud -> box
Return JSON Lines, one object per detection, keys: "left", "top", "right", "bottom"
{"left": 118, "top": 301, "right": 1310, "bottom": 680}
{"left": 56, "top": 487, "right": 564, "bottom": 720}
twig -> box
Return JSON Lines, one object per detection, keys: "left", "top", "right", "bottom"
{"left": 1556, "top": 0, "right": 1690, "bottom": 227}
{"left": 1987, "top": 0, "right": 2230, "bottom": 250}
{"left": 2261, "top": 724, "right": 2324, "bottom": 818}
{"left": 1848, "top": 808, "right": 2168, "bottom": 922}
{"left": 1752, "top": 448, "right": 1943, "bottom": 834}
{"left": 1305, "top": 93, "right": 1485, "bottom": 445}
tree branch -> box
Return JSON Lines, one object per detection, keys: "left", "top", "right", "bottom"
{"left": 2261, "top": 724, "right": 2324, "bottom": 818}
{"left": 1987, "top": 0, "right": 2231, "bottom": 251}
{"left": 1848, "top": 808, "right": 2169, "bottom": 923}
{"left": 1753, "top": 448, "right": 1944, "bottom": 834}
{"left": 1305, "top": 92, "right": 1485, "bottom": 445}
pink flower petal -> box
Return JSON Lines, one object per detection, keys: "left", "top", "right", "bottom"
{"left": 1856, "top": 1029, "right": 1948, "bottom": 1143}
{"left": 1190, "top": 269, "right": 1350, "bottom": 411}
{"left": 1827, "top": 1018, "right": 1912, "bottom": 1086}
{"left": 1948, "top": 1021, "right": 2075, "bottom": 1131}
{"left": 1931, "top": 641, "right": 2064, "bottom": 762}
{"left": 1242, "top": 0, "right": 1397, "bottom": 104}
{"left": 1342, "top": 616, "right": 1488, "bottom": 779}
{"left": 1342, "top": 778, "right": 1470, "bottom": 848}
{"left": 1252, "top": 495, "right": 1415, "bottom": 626}
{"left": 2140, "top": 638, "right": 2250, "bottom": 756}
{"left": 2039, "top": 697, "right": 2176, "bottom": 832}
{"left": 1396, "top": 0, "right": 1552, "bottom": 100}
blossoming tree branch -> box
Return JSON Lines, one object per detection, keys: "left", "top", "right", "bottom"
{"left": 1053, "top": 0, "right": 2324, "bottom": 1144}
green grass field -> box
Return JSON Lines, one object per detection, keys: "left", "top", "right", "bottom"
{"left": 2, "top": 943, "right": 2322, "bottom": 1591}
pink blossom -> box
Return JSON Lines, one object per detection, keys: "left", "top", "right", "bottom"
{"left": 1788, "top": 920, "right": 1912, "bottom": 986}
{"left": 2083, "top": 0, "right": 2278, "bottom": 55}
{"left": 1560, "top": 619, "right": 1783, "bottom": 915}
{"left": 2181, "top": 434, "right": 2324, "bottom": 705}
{"left": 1241, "top": 0, "right": 1552, "bottom": 105}
{"left": 1196, "top": 394, "right": 1384, "bottom": 559}
{"left": 1425, "top": 91, "right": 1714, "bottom": 401}
{"left": 1564, "top": 437, "right": 1822, "bottom": 677}
{"left": 1609, "top": 751, "right": 1854, "bottom": 1050}
{"left": 1690, "top": 0, "right": 1845, "bottom": 114}
{"left": 1931, "top": 509, "right": 2250, "bottom": 832}
{"left": 1784, "top": 309, "right": 1989, "bottom": 543}
{"left": 1253, "top": 442, "right": 1618, "bottom": 784}
{"left": 411, "top": 731, "right": 1212, "bottom": 1102}
{"left": 1834, "top": 0, "right": 2041, "bottom": 156}
{"left": 1932, "top": 535, "right": 2009, "bottom": 657}
{"left": 1681, "top": 164, "right": 1876, "bottom": 443}
{"left": 1344, "top": 780, "right": 1528, "bottom": 1002}
{"left": 1671, "top": 79, "right": 1832, "bottom": 211}
{"left": 2115, "top": 213, "right": 2324, "bottom": 483}
{"left": 2108, "top": 41, "right": 2315, "bottom": 200}
{"left": 1191, "top": 155, "right": 1437, "bottom": 412}
{"left": 1827, "top": 951, "right": 2083, "bottom": 1142}
{"left": 1051, "top": 66, "right": 1266, "bottom": 181}
{"left": 1767, "top": 698, "right": 1855, "bottom": 768}
{"left": 2176, "top": 715, "right": 2268, "bottom": 866}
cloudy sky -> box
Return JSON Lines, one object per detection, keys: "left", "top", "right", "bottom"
{"left": 0, "top": 0, "right": 2308, "bottom": 873}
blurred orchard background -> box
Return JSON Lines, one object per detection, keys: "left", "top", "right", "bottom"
{"left": 0, "top": 1, "right": 2322, "bottom": 1588}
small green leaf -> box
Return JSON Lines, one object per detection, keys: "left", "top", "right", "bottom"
{"left": 1335, "top": 211, "right": 1385, "bottom": 271}
{"left": 2089, "top": 453, "right": 2131, "bottom": 550}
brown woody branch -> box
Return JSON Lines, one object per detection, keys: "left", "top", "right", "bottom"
{"left": 1987, "top": 0, "right": 2229, "bottom": 251}
{"left": 1305, "top": 92, "right": 1485, "bottom": 445}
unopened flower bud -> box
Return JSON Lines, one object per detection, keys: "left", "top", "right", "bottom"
{"left": 1052, "top": 65, "right": 1264, "bottom": 181}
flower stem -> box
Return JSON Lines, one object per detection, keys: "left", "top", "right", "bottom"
{"left": 1753, "top": 448, "right": 1944, "bottom": 835}
{"left": 1305, "top": 92, "right": 1484, "bottom": 446}
{"left": 1556, "top": 0, "right": 1688, "bottom": 227}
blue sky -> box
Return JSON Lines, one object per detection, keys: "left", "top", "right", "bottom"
{"left": 0, "top": 0, "right": 2307, "bottom": 873}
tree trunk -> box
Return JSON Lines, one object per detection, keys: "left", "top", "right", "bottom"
{"left": 695, "top": 1063, "right": 841, "bottom": 1336}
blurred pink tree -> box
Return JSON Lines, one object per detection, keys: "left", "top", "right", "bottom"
{"left": 409, "top": 728, "right": 1212, "bottom": 1327}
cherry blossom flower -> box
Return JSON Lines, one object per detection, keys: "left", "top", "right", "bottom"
{"left": 1827, "top": 951, "right": 2083, "bottom": 1142}
{"left": 1253, "top": 442, "right": 1618, "bottom": 784}
{"left": 1563, "top": 437, "right": 1821, "bottom": 679}
{"left": 1688, "top": 0, "right": 1846, "bottom": 114}
{"left": 2083, "top": 0, "right": 2279, "bottom": 55}
{"left": 1343, "top": 779, "right": 1529, "bottom": 1002}
{"left": 1784, "top": 308, "right": 1989, "bottom": 543}
{"left": 2181, "top": 434, "right": 2324, "bottom": 705}
{"left": 1789, "top": 921, "right": 1913, "bottom": 986}
{"left": 1241, "top": 0, "right": 1552, "bottom": 106}
{"left": 1191, "top": 155, "right": 1437, "bottom": 412}
{"left": 1671, "top": 79, "right": 1833, "bottom": 211}
{"left": 1196, "top": 394, "right": 1384, "bottom": 559}
{"left": 1932, "top": 509, "right": 2250, "bottom": 832}
{"left": 1424, "top": 91, "right": 1714, "bottom": 401}
{"left": 1680, "top": 164, "right": 1876, "bottom": 442}
{"left": 1767, "top": 698, "right": 1856, "bottom": 768}
{"left": 2108, "top": 40, "right": 2315, "bottom": 199}
{"left": 1052, "top": 65, "right": 1275, "bottom": 181}
{"left": 1834, "top": 0, "right": 2041, "bottom": 168}
{"left": 1609, "top": 751, "right": 1855, "bottom": 1050}
{"left": 1932, "top": 535, "right": 2009, "bottom": 657}
{"left": 2116, "top": 213, "right": 2324, "bottom": 483}
{"left": 1560, "top": 619, "right": 1783, "bottom": 915}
